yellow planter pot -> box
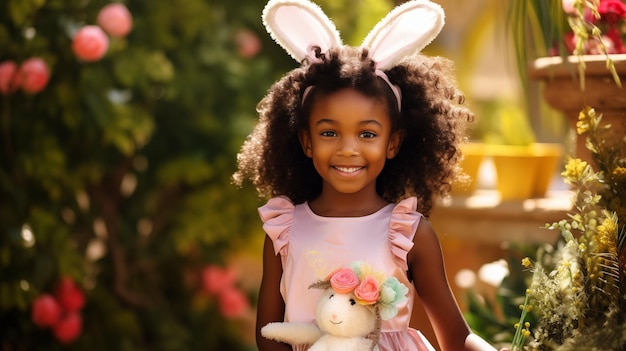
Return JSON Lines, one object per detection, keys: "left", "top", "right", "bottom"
{"left": 452, "top": 143, "right": 485, "bottom": 195}
{"left": 488, "top": 143, "right": 562, "bottom": 200}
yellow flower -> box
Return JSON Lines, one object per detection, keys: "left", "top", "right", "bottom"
{"left": 561, "top": 158, "right": 589, "bottom": 182}
{"left": 521, "top": 257, "right": 532, "bottom": 268}
{"left": 612, "top": 166, "right": 626, "bottom": 182}
{"left": 596, "top": 212, "right": 617, "bottom": 253}
{"left": 576, "top": 106, "right": 599, "bottom": 135}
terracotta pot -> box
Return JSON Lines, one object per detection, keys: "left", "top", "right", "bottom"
{"left": 529, "top": 54, "right": 626, "bottom": 164}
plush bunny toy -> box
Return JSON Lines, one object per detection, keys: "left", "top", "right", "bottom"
{"left": 261, "top": 262, "right": 409, "bottom": 351}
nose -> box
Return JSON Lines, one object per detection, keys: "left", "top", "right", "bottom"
{"left": 336, "top": 137, "right": 359, "bottom": 157}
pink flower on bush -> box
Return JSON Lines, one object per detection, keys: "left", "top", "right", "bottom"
{"left": 31, "top": 294, "right": 62, "bottom": 328}
{"left": 18, "top": 58, "right": 50, "bottom": 94}
{"left": 597, "top": 0, "right": 626, "bottom": 24}
{"left": 354, "top": 276, "right": 380, "bottom": 305}
{"left": 218, "top": 287, "right": 250, "bottom": 319}
{"left": 328, "top": 268, "right": 360, "bottom": 294}
{"left": 0, "top": 60, "right": 20, "bottom": 94}
{"left": 201, "top": 264, "right": 236, "bottom": 295}
{"left": 235, "top": 29, "right": 261, "bottom": 58}
{"left": 97, "top": 3, "right": 133, "bottom": 38}
{"left": 72, "top": 25, "right": 109, "bottom": 62}
{"left": 52, "top": 312, "right": 82, "bottom": 344}
{"left": 562, "top": 0, "right": 576, "bottom": 14}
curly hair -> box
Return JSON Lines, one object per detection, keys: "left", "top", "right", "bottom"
{"left": 233, "top": 46, "right": 473, "bottom": 216}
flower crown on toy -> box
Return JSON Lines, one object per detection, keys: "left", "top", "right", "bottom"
{"left": 309, "top": 261, "right": 409, "bottom": 321}
{"left": 262, "top": 0, "right": 445, "bottom": 112}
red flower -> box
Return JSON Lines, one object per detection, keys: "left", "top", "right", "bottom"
{"left": 0, "top": 60, "right": 20, "bottom": 94}
{"left": 31, "top": 294, "right": 62, "bottom": 328}
{"left": 18, "top": 58, "right": 50, "bottom": 94}
{"left": 218, "top": 287, "right": 250, "bottom": 319}
{"left": 201, "top": 265, "right": 236, "bottom": 295}
{"left": 97, "top": 3, "right": 133, "bottom": 38}
{"left": 597, "top": 0, "right": 626, "bottom": 24}
{"left": 72, "top": 25, "right": 109, "bottom": 62}
{"left": 55, "top": 277, "right": 85, "bottom": 312}
{"left": 52, "top": 312, "right": 82, "bottom": 344}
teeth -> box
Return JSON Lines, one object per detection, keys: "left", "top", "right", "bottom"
{"left": 335, "top": 167, "right": 361, "bottom": 173}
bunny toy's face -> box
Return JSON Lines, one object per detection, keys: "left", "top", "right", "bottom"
{"left": 315, "top": 288, "right": 376, "bottom": 338}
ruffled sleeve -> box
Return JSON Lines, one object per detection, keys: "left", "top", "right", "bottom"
{"left": 389, "top": 197, "right": 422, "bottom": 271}
{"left": 258, "top": 196, "right": 295, "bottom": 256}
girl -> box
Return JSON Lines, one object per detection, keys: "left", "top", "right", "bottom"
{"left": 234, "top": 0, "right": 501, "bottom": 350}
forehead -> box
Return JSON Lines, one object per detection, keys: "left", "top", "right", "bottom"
{"left": 309, "top": 88, "right": 390, "bottom": 122}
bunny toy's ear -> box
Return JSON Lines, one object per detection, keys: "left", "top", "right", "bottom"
{"left": 362, "top": 0, "right": 445, "bottom": 70}
{"left": 263, "top": 0, "right": 343, "bottom": 63}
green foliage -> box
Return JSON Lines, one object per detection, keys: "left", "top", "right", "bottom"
{"left": 0, "top": 0, "right": 292, "bottom": 349}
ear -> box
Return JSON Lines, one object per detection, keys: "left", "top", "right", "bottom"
{"left": 362, "top": 0, "right": 444, "bottom": 70}
{"left": 262, "top": 0, "right": 343, "bottom": 63}
{"left": 386, "top": 130, "right": 403, "bottom": 159}
{"left": 298, "top": 129, "right": 313, "bottom": 158}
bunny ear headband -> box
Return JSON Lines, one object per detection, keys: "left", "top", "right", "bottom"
{"left": 262, "top": 0, "right": 445, "bottom": 111}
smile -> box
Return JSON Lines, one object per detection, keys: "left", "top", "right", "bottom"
{"left": 330, "top": 320, "right": 343, "bottom": 325}
{"left": 333, "top": 166, "right": 364, "bottom": 173}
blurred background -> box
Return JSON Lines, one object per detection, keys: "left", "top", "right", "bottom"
{"left": 0, "top": 0, "right": 576, "bottom": 350}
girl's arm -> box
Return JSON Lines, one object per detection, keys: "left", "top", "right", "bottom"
{"left": 407, "top": 220, "right": 496, "bottom": 351}
{"left": 256, "top": 235, "right": 292, "bottom": 351}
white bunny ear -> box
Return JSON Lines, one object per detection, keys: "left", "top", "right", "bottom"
{"left": 262, "top": 0, "right": 342, "bottom": 63}
{"left": 362, "top": 0, "right": 444, "bottom": 69}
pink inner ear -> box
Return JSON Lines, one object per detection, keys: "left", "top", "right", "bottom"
{"left": 370, "top": 9, "right": 443, "bottom": 69}
{"left": 267, "top": 3, "right": 342, "bottom": 62}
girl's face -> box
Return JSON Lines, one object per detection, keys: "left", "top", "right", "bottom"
{"left": 299, "top": 88, "right": 402, "bottom": 198}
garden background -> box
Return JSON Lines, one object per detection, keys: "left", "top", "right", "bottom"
{"left": 0, "top": 0, "right": 551, "bottom": 350}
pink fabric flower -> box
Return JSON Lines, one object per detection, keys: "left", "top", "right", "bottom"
{"left": 18, "top": 58, "right": 50, "bottom": 94}
{"left": 72, "top": 25, "right": 109, "bottom": 62}
{"left": 201, "top": 265, "right": 236, "bottom": 295}
{"left": 97, "top": 3, "right": 133, "bottom": 38}
{"left": 329, "top": 268, "right": 360, "bottom": 294}
{"left": 354, "top": 276, "right": 380, "bottom": 305}
{"left": 218, "top": 287, "right": 250, "bottom": 319}
{"left": 0, "top": 60, "right": 19, "bottom": 94}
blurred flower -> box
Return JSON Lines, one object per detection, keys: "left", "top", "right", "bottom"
{"left": 563, "top": 0, "right": 626, "bottom": 55}
{"left": 72, "top": 25, "right": 109, "bottom": 62}
{"left": 235, "top": 29, "right": 261, "bottom": 58}
{"left": 0, "top": 60, "right": 20, "bottom": 94}
{"left": 54, "top": 277, "right": 85, "bottom": 312}
{"left": 31, "top": 294, "right": 62, "bottom": 328}
{"left": 201, "top": 264, "right": 236, "bottom": 295}
{"left": 17, "top": 58, "right": 50, "bottom": 94}
{"left": 97, "top": 3, "right": 133, "bottom": 38}
{"left": 52, "top": 312, "right": 82, "bottom": 344}
{"left": 218, "top": 287, "right": 250, "bottom": 319}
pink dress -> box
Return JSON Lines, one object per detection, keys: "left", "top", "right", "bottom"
{"left": 259, "top": 196, "right": 436, "bottom": 351}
